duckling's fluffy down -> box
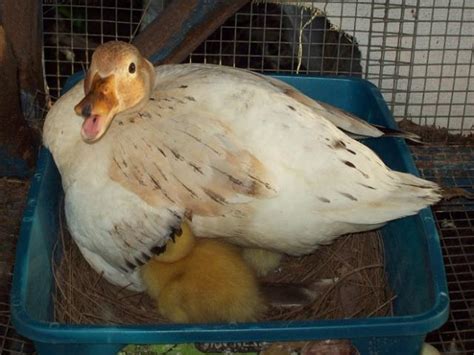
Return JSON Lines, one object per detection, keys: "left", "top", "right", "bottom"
{"left": 141, "top": 239, "right": 265, "bottom": 323}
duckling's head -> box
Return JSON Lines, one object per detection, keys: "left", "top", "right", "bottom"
{"left": 74, "top": 41, "right": 154, "bottom": 143}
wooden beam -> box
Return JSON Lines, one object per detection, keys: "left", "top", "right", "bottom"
{"left": 133, "top": 0, "right": 248, "bottom": 65}
{"left": 1, "top": 1, "right": 44, "bottom": 104}
{"left": 0, "top": 1, "right": 43, "bottom": 173}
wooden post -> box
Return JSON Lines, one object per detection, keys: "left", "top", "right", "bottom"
{"left": 133, "top": 0, "right": 249, "bottom": 65}
{"left": 0, "top": 1, "right": 44, "bottom": 174}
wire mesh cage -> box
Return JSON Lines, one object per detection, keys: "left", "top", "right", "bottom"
{"left": 42, "top": 0, "right": 152, "bottom": 99}
{"left": 190, "top": 0, "right": 474, "bottom": 135}
{"left": 41, "top": 0, "right": 473, "bottom": 134}
{"left": 412, "top": 144, "right": 474, "bottom": 354}
{"left": 2, "top": 0, "right": 473, "bottom": 354}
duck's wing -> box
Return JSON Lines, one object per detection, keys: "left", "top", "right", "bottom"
{"left": 154, "top": 64, "right": 420, "bottom": 142}
{"left": 94, "top": 108, "right": 278, "bottom": 274}
{"left": 249, "top": 72, "right": 421, "bottom": 143}
{"left": 109, "top": 109, "right": 277, "bottom": 220}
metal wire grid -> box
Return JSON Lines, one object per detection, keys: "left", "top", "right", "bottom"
{"left": 42, "top": 0, "right": 152, "bottom": 99}
{"left": 189, "top": 0, "right": 474, "bottom": 134}
{"left": 41, "top": 0, "right": 473, "bottom": 134}
{"left": 413, "top": 145, "right": 474, "bottom": 354}
{"left": 0, "top": 282, "right": 35, "bottom": 355}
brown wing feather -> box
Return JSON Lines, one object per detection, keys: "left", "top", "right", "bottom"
{"left": 109, "top": 109, "right": 276, "bottom": 217}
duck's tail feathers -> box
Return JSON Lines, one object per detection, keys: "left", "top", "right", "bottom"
{"left": 313, "top": 101, "right": 423, "bottom": 144}
{"left": 395, "top": 172, "right": 442, "bottom": 204}
{"left": 380, "top": 172, "right": 442, "bottom": 220}
{"left": 345, "top": 125, "right": 423, "bottom": 144}
{"left": 371, "top": 125, "right": 423, "bottom": 144}
{"left": 343, "top": 172, "right": 441, "bottom": 226}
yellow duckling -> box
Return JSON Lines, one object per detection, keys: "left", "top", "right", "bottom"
{"left": 141, "top": 223, "right": 265, "bottom": 323}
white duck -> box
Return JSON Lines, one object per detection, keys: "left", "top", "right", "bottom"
{"left": 43, "top": 41, "right": 440, "bottom": 291}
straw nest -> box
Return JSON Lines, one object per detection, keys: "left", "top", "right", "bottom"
{"left": 53, "top": 212, "right": 393, "bottom": 325}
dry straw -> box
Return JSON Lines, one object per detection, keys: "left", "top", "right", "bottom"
{"left": 53, "top": 205, "right": 393, "bottom": 325}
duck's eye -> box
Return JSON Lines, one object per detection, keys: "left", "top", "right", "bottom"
{"left": 128, "top": 62, "right": 136, "bottom": 74}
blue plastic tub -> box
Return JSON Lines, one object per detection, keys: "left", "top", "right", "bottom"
{"left": 11, "top": 74, "right": 449, "bottom": 355}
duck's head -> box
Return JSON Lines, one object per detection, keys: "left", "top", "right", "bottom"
{"left": 74, "top": 41, "right": 155, "bottom": 143}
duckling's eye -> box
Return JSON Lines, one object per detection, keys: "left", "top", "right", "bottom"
{"left": 128, "top": 62, "right": 136, "bottom": 74}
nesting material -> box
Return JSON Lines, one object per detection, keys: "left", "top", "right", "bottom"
{"left": 261, "top": 231, "right": 393, "bottom": 321}
{"left": 53, "top": 213, "right": 393, "bottom": 325}
{"left": 399, "top": 119, "right": 474, "bottom": 145}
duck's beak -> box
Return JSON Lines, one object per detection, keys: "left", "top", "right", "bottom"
{"left": 74, "top": 73, "right": 119, "bottom": 143}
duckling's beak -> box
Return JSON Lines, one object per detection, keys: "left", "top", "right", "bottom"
{"left": 74, "top": 73, "right": 119, "bottom": 143}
